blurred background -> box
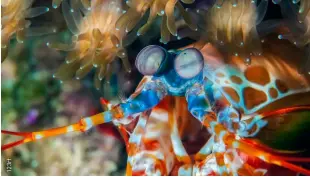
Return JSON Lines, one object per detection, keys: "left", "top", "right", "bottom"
{"left": 1, "top": 0, "right": 132, "bottom": 175}
{"left": 0, "top": 26, "right": 129, "bottom": 176}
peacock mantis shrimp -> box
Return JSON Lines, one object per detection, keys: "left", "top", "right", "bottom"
{"left": 2, "top": 35, "right": 310, "bottom": 175}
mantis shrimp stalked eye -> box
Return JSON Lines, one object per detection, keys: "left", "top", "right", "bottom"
{"left": 1, "top": 0, "right": 54, "bottom": 62}
{"left": 195, "top": 0, "right": 268, "bottom": 64}
{"left": 135, "top": 45, "right": 167, "bottom": 76}
{"left": 115, "top": 0, "right": 198, "bottom": 44}
{"left": 174, "top": 48, "right": 204, "bottom": 79}
{"left": 50, "top": 0, "right": 131, "bottom": 89}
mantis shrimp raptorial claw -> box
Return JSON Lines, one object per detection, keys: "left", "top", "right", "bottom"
{"left": 2, "top": 76, "right": 168, "bottom": 151}
{"left": 1, "top": 111, "right": 112, "bottom": 151}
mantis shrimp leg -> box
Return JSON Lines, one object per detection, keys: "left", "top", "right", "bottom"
{"left": 129, "top": 105, "right": 177, "bottom": 175}
{"left": 100, "top": 98, "right": 150, "bottom": 176}
{"left": 168, "top": 98, "right": 193, "bottom": 176}
{"left": 192, "top": 135, "right": 215, "bottom": 175}
{"left": 204, "top": 108, "right": 310, "bottom": 175}
{"left": 126, "top": 110, "right": 152, "bottom": 175}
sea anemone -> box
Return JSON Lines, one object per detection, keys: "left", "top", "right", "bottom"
{"left": 277, "top": 0, "right": 310, "bottom": 46}
{"left": 51, "top": 0, "right": 90, "bottom": 10}
{"left": 1, "top": 0, "right": 51, "bottom": 62}
{"left": 276, "top": 0, "right": 310, "bottom": 74}
{"left": 115, "top": 0, "right": 198, "bottom": 44}
{"left": 195, "top": 0, "right": 268, "bottom": 64}
{"left": 50, "top": 0, "right": 131, "bottom": 89}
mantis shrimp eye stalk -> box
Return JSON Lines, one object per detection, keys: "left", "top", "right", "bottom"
{"left": 195, "top": 0, "right": 268, "bottom": 64}
{"left": 135, "top": 45, "right": 167, "bottom": 76}
{"left": 174, "top": 48, "right": 204, "bottom": 79}
{"left": 50, "top": 0, "right": 131, "bottom": 90}
{"left": 1, "top": 0, "right": 54, "bottom": 62}
{"left": 115, "top": 0, "right": 198, "bottom": 44}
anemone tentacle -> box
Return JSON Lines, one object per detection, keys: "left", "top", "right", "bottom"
{"left": 1, "top": 0, "right": 53, "bottom": 62}
{"left": 195, "top": 0, "right": 268, "bottom": 64}
{"left": 115, "top": 0, "right": 197, "bottom": 44}
{"left": 50, "top": 0, "right": 131, "bottom": 89}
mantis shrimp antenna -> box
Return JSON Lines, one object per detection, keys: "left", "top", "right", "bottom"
{"left": 1, "top": 0, "right": 55, "bottom": 62}
{"left": 115, "top": 0, "right": 197, "bottom": 44}
{"left": 50, "top": 0, "right": 131, "bottom": 89}
{"left": 195, "top": 0, "right": 268, "bottom": 64}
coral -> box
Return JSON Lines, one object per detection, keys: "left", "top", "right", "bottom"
{"left": 50, "top": 0, "right": 131, "bottom": 89}
{"left": 34, "top": 126, "right": 121, "bottom": 175}
{"left": 1, "top": 0, "right": 53, "bottom": 62}
{"left": 196, "top": 0, "right": 268, "bottom": 64}
{"left": 115, "top": 0, "right": 198, "bottom": 44}
{"left": 1, "top": 118, "right": 123, "bottom": 175}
